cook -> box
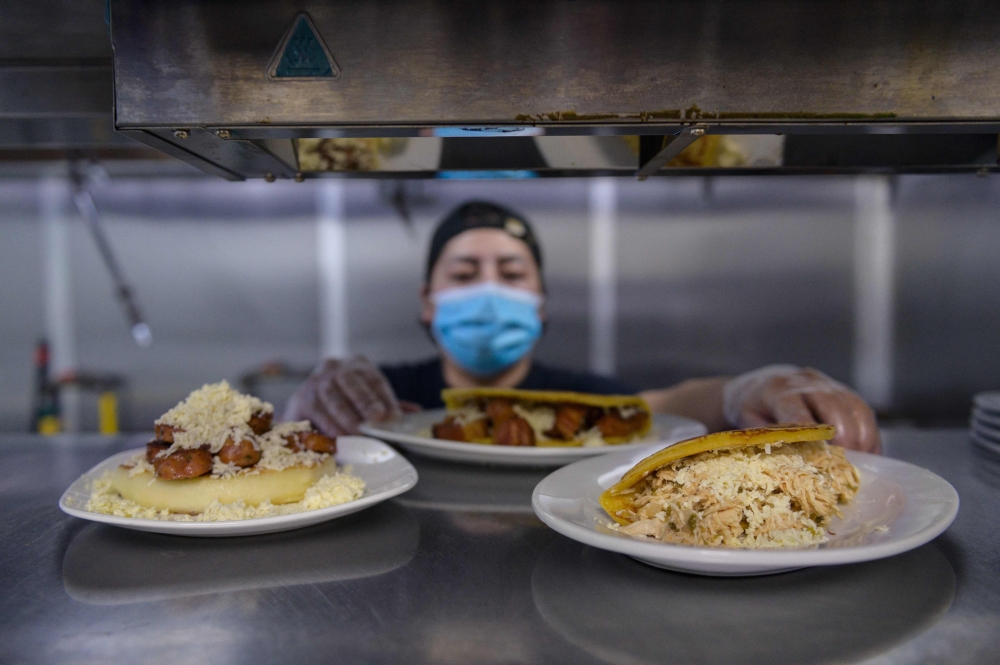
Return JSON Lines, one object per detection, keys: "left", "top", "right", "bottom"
{"left": 286, "top": 201, "right": 880, "bottom": 453}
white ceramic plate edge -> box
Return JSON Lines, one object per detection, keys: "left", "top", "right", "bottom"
{"left": 360, "top": 411, "right": 707, "bottom": 466}
{"left": 59, "top": 436, "right": 418, "bottom": 537}
{"left": 972, "top": 392, "right": 1000, "bottom": 413}
{"left": 531, "top": 449, "right": 959, "bottom": 573}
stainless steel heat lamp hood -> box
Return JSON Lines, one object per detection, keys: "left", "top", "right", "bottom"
{"left": 110, "top": 0, "right": 1000, "bottom": 180}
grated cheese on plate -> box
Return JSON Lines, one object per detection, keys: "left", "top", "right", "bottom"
{"left": 155, "top": 380, "right": 272, "bottom": 453}
{"left": 85, "top": 469, "right": 366, "bottom": 522}
{"left": 616, "top": 441, "right": 860, "bottom": 549}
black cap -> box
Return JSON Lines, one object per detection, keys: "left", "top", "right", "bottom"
{"left": 425, "top": 201, "right": 543, "bottom": 281}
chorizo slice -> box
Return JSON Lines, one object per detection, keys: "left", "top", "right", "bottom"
{"left": 485, "top": 399, "right": 516, "bottom": 427}
{"left": 145, "top": 441, "right": 170, "bottom": 463}
{"left": 283, "top": 430, "right": 337, "bottom": 453}
{"left": 154, "top": 448, "right": 212, "bottom": 480}
{"left": 596, "top": 410, "right": 649, "bottom": 439}
{"left": 493, "top": 415, "right": 536, "bottom": 446}
{"left": 154, "top": 423, "right": 178, "bottom": 443}
{"left": 433, "top": 416, "right": 468, "bottom": 442}
{"left": 545, "top": 404, "right": 590, "bottom": 440}
{"left": 218, "top": 437, "right": 261, "bottom": 467}
{"left": 302, "top": 431, "right": 337, "bottom": 454}
{"left": 248, "top": 410, "right": 273, "bottom": 435}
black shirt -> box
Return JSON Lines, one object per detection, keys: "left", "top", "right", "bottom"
{"left": 380, "top": 357, "right": 636, "bottom": 409}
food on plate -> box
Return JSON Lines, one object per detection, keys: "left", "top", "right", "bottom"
{"left": 430, "top": 388, "right": 652, "bottom": 447}
{"left": 86, "top": 381, "right": 364, "bottom": 521}
{"left": 600, "top": 425, "right": 860, "bottom": 549}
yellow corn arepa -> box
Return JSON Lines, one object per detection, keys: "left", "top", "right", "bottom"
{"left": 109, "top": 456, "right": 339, "bottom": 514}
{"left": 600, "top": 424, "right": 836, "bottom": 525}
{"left": 441, "top": 387, "right": 652, "bottom": 446}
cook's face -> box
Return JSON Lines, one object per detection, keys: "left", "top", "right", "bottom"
{"left": 421, "top": 228, "right": 544, "bottom": 323}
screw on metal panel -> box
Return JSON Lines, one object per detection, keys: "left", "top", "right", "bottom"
{"left": 690, "top": 128, "right": 705, "bottom": 136}
{"left": 294, "top": 172, "right": 305, "bottom": 182}
{"left": 216, "top": 129, "right": 232, "bottom": 139}
{"left": 173, "top": 129, "right": 190, "bottom": 139}
{"left": 265, "top": 173, "right": 276, "bottom": 182}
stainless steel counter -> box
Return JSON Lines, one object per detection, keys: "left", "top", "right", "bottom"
{"left": 1, "top": 429, "right": 997, "bottom": 664}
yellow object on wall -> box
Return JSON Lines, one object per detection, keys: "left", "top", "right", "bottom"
{"left": 37, "top": 415, "right": 61, "bottom": 435}
{"left": 98, "top": 392, "right": 119, "bottom": 435}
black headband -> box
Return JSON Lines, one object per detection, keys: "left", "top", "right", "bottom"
{"left": 425, "top": 201, "right": 543, "bottom": 281}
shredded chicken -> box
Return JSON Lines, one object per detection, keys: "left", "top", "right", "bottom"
{"left": 615, "top": 441, "right": 859, "bottom": 549}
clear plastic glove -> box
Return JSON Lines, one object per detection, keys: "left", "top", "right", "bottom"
{"left": 723, "top": 365, "right": 881, "bottom": 454}
{"left": 283, "top": 356, "right": 418, "bottom": 436}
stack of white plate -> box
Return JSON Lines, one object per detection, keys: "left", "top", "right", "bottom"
{"left": 970, "top": 392, "right": 1000, "bottom": 457}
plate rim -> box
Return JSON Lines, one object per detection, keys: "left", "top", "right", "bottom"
{"left": 972, "top": 392, "right": 1000, "bottom": 413}
{"left": 359, "top": 409, "right": 707, "bottom": 460}
{"left": 970, "top": 430, "right": 1000, "bottom": 451}
{"left": 972, "top": 407, "right": 1000, "bottom": 428}
{"left": 531, "top": 448, "right": 959, "bottom": 568}
{"left": 58, "top": 436, "right": 419, "bottom": 533}
{"left": 970, "top": 419, "right": 1000, "bottom": 440}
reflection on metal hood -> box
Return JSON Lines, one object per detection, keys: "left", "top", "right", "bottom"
{"left": 107, "top": 0, "right": 1000, "bottom": 180}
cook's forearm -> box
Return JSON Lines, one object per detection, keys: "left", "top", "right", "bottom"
{"left": 640, "top": 377, "right": 731, "bottom": 432}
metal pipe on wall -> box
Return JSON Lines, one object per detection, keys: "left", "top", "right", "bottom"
{"left": 588, "top": 178, "right": 618, "bottom": 377}
{"left": 853, "top": 176, "right": 896, "bottom": 411}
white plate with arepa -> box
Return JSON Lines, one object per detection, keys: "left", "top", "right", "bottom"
{"left": 532, "top": 445, "right": 959, "bottom": 576}
{"left": 59, "top": 436, "right": 418, "bottom": 537}
{"left": 360, "top": 409, "right": 707, "bottom": 467}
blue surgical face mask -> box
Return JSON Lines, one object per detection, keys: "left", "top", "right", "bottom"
{"left": 431, "top": 282, "right": 543, "bottom": 376}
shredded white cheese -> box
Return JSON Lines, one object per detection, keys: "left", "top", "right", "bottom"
{"left": 578, "top": 427, "right": 607, "bottom": 447}
{"left": 84, "top": 470, "right": 365, "bottom": 522}
{"left": 155, "top": 380, "right": 272, "bottom": 453}
{"left": 617, "top": 441, "right": 860, "bottom": 549}
{"left": 512, "top": 403, "right": 556, "bottom": 437}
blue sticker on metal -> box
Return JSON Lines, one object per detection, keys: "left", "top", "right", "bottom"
{"left": 437, "top": 170, "right": 539, "bottom": 180}
{"left": 268, "top": 13, "right": 341, "bottom": 80}
{"left": 434, "top": 127, "right": 544, "bottom": 138}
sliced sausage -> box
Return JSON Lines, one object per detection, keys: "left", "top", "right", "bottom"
{"left": 154, "top": 423, "right": 177, "bottom": 443}
{"left": 248, "top": 410, "right": 273, "bottom": 435}
{"left": 302, "top": 431, "right": 337, "bottom": 454}
{"left": 545, "top": 404, "right": 590, "bottom": 440}
{"left": 283, "top": 430, "right": 337, "bottom": 453}
{"left": 485, "top": 399, "right": 516, "bottom": 427}
{"left": 145, "top": 441, "right": 170, "bottom": 463}
{"left": 154, "top": 448, "right": 212, "bottom": 480}
{"left": 595, "top": 410, "right": 649, "bottom": 439}
{"left": 218, "top": 437, "right": 261, "bottom": 467}
{"left": 432, "top": 416, "right": 467, "bottom": 442}
{"left": 493, "top": 416, "right": 536, "bottom": 446}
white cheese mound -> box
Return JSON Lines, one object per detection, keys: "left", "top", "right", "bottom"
{"left": 512, "top": 403, "right": 555, "bottom": 438}
{"left": 85, "top": 470, "right": 365, "bottom": 522}
{"left": 127, "top": 420, "right": 326, "bottom": 481}
{"left": 155, "top": 380, "right": 272, "bottom": 453}
{"left": 450, "top": 405, "right": 486, "bottom": 426}
{"left": 578, "top": 427, "right": 607, "bottom": 447}
{"left": 618, "top": 441, "right": 860, "bottom": 549}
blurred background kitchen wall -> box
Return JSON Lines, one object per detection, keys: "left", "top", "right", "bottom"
{"left": 1, "top": 172, "right": 997, "bottom": 432}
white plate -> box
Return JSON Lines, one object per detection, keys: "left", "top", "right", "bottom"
{"left": 970, "top": 431, "right": 1000, "bottom": 457}
{"left": 359, "top": 409, "right": 707, "bottom": 467}
{"left": 972, "top": 407, "right": 1000, "bottom": 429}
{"left": 59, "top": 436, "right": 418, "bottom": 537}
{"left": 531, "top": 445, "right": 959, "bottom": 576}
{"left": 973, "top": 391, "right": 1000, "bottom": 414}
{"left": 970, "top": 418, "right": 1000, "bottom": 442}
{"left": 62, "top": 503, "right": 419, "bottom": 604}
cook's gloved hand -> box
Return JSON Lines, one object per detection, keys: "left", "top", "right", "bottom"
{"left": 722, "top": 365, "right": 881, "bottom": 454}
{"left": 283, "top": 356, "right": 417, "bottom": 436}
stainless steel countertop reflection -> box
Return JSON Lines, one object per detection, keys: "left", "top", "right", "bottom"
{"left": 0, "top": 430, "right": 997, "bottom": 664}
